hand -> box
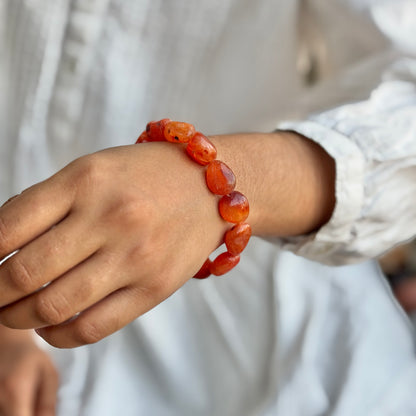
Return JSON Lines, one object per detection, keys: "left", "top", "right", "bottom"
{"left": 0, "top": 132, "right": 335, "bottom": 348}
{"left": 0, "top": 328, "right": 58, "bottom": 416}
{"left": 0, "top": 144, "right": 226, "bottom": 348}
{"left": 393, "top": 277, "right": 416, "bottom": 312}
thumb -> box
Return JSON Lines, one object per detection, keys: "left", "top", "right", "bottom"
{"left": 35, "top": 363, "right": 59, "bottom": 416}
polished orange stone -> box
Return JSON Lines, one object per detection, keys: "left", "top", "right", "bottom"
{"left": 224, "top": 223, "right": 252, "bottom": 255}
{"left": 209, "top": 252, "right": 240, "bottom": 276}
{"left": 146, "top": 118, "right": 171, "bottom": 141}
{"left": 186, "top": 132, "right": 217, "bottom": 165}
{"left": 218, "top": 191, "right": 249, "bottom": 223}
{"left": 206, "top": 160, "right": 236, "bottom": 195}
{"left": 193, "top": 258, "right": 212, "bottom": 279}
{"left": 164, "top": 121, "right": 195, "bottom": 143}
{"left": 136, "top": 130, "right": 149, "bottom": 143}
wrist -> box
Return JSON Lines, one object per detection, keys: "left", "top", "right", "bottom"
{"left": 208, "top": 131, "right": 335, "bottom": 237}
{"left": 136, "top": 121, "right": 252, "bottom": 277}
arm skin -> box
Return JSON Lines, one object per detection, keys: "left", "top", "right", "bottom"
{"left": 0, "top": 131, "right": 335, "bottom": 349}
{"left": 211, "top": 131, "right": 335, "bottom": 236}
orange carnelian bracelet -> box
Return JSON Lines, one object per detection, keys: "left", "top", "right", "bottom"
{"left": 136, "top": 119, "right": 252, "bottom": 279}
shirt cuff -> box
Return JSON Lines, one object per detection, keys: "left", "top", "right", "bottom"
{"left": 275, "top": 120, "right": 366, "bottom": 265}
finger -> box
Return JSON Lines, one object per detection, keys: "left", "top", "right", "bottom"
{"left": 0, "top": 212, "right": 102, "bottom": 308}
{"left": 36, "top": 285, "right": 154, "bottom": 348}
{"left": 0, "top": 249, "right": 124, "bottom": 329}
{"left": 0, "top": 175, "right": 73, "bottom": 260}
{"left": 394, "top": 277, "right": 416, "bottom": 312}
{"left": 35, "top": 363, "right": 59, "bottom": 416}
{"left": 0, "top": 357, "right": 38, "bottom": 416}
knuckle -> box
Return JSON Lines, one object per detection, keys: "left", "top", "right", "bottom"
{"left": 34, "top": 294, "right": 70, "bottom": 326}
{"left": 78, "top": 277, "right": 100, "bottom": 302}
{"left": 73, "top": 320, "right": 104, "bottom": 345}
{"left": 100, "top": 196, "right": 150, "bottom": 239}
{"left": 144, "top": 275, "right": 167, "bottom": 298}
{"left": 133, "top": 275, "right": 169, "bottom": 305}
{"left": 74, "top": 154, "right": 106, "bottom": 190}
{"left": 111, "top": 199, "right": 144, "bottom": 230}
{"left": 6, "top": 257, "right": 36, "bottom": 293}
{"left": 44, "top": 228, "right": 70, "bottom": 258}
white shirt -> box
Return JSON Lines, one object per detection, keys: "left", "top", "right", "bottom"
{"left": 1, "top": 1, "right": 416, "bottom": 415}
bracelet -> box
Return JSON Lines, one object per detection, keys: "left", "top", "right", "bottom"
{"left": 136, "top": 119, "right": 251, "bottom": 279}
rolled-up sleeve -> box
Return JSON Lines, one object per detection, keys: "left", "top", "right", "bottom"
{"left": 277, "top": 1, "right": 416, "bottom": 265}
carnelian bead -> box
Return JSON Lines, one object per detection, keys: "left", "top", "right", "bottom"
{"left": 224, "top": 223, "right": 252, "bottom": 255}
{"left": 210, "top": 252, "right": 240, "bottom": 276}
{"left": 164, "top": 121, "right": 195, "bottom": 143}
{"left": 146, "top": 118, "right": 171, "bottom": 141}
{"left": 159, "top": 118, "right": 171, "bottom": 130}
{"left": 193, "top": 258, "right": 212, "bottom": 279}
{"left": 206, "top": 160, "right": 236, "bottom": 195}
{"left": 136, "top": 130, "right": 149, "bottom": 143}
{"left": 186, "top": 132, "right": 217, "bottom": 165}
{"left": 218, "top": 191, "right": 249, "bottom": 223}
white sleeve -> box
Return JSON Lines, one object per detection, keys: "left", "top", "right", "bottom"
{"left": 278, "top": 0, "right": 416, "bottom": 265}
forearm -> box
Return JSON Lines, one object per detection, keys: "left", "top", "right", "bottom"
{"left": 210, "top": 131, "right": 336, "bottom": 237}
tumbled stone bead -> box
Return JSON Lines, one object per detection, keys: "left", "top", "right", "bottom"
{"left": 186, "top": 132, "right": 217, "bottom": 166}
{"left": 136, "top": 130, "right": 149, "bottom": 143}
{"left": 218, "top": 191, "right": 249, "bottom": 223}
{"left": 193, "top": 258, "right": 212, "bottom": 279}
{"left": 209, "top": 252, "right": 240, "bottom": 276}
{"left": 224, "top": 223, "right": 252, "bottom": 255}
{"left": 164, "top": 121, "right": 195, "bottom": 143}
{"left": 146, "top": 118, "right": 171, "bottom": 141}
{"left": 206, "top": 160, "right": 236, "bottom": 195}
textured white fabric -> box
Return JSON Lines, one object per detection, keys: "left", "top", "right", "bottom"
{"left": 280, "top": 57, "right": 416, "bottom": 262}
{"left": 277, "top": 0, "right": 416, "bottom": 264}
{"left": 1, "top": 1, "right": 416, "bottom": 415}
